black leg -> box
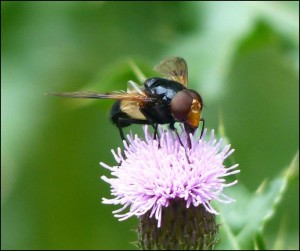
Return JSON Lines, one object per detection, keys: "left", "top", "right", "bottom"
{"left": 138, "top": 109, "right": 161, "bottom": 147}
{"left": 170, "top": 122, "right": 190, "bottom": 148}
{"left": 152, "top": 123, "right": 161, "bottom": 148}
{"left": 183, "top": 123, "right": 193, "bottom": 149}
{"left": 169, "top": 122, "right": 176, "bottom": 131}
{"left": 153, "top": 123, "right": 158, "bottom": 140}
{"left": 116, "top": 117, "right": 149, "bottom": 142}
{"left": 199, "top": 118, "right": 205, "bottom": 139}
{"left": 116, "top": 120, "right": 126, "bottom": 142}
{"left": 115, "top": 117, "right": 150, "bottom": 167}
{"left": 173, "top": 126, "right": 191, "bottom": 164}
{"left": 174, "top": 128, "right": 184, "bottom": 148}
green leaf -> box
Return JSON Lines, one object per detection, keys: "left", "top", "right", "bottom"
{"left": 215, "top": 151, "right": 299, "bottom": 250}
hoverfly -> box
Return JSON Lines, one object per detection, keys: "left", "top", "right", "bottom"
{"left": 48, "top": 57, "right": 204, "bottom": 148}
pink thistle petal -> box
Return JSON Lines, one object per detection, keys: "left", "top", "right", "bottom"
{"left": 101, "top": 125, "right": 239, "bottom": 227}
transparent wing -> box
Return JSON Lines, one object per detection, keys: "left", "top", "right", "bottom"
{"left": 46, "top": 90, "right": 154, "bottom": 102}
{"left": 120, "top": 100, "right": 146, "bottom": 120}
{"left": 127, "top": 80, "right": 145, "bottom": 95}
{"left": 153, "top": 57, "right": 188, "bottom": 87}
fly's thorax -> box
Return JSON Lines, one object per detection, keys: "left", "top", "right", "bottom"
{"left": 144, "top": 77, "right": 186, "bottom": 102}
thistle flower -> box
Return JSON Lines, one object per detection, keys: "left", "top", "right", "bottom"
{"left": 100, "top": 126, "right": 239, "bottom": 249}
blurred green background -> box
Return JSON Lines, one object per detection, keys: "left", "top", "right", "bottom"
{"left": 1, "top": 1, "right": 298, "bottom": 250}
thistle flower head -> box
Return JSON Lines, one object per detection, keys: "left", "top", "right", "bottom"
{"left": 101, "top": 126, "right": 239, "bottom": 228}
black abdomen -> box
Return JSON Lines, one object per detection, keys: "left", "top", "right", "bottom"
{"left": 110, "top": 100, "right": 132, "bottom": 127}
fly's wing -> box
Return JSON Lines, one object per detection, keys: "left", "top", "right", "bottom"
{"left": 46, "top": 90, "right": 154, "bottom": 103}
{"left": 122, "top": 80, "right": 147, "bottom": 119}
{"left": 47, "top": 82, "right": 153, "bottom": 120}
{"left": 120, "top": 100, "right": 146, "bottom": 120}
{"left": 116, "top": 80, "right": 147, "bottom": 120}
{"left": 153, "top": 57, "right": 188, "bottom": 87}
{"left": 127, "top": 80, "right": 145, "bottom": 95}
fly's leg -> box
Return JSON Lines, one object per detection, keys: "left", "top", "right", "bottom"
{"left": 116, "top": 117, "right": 150, "bottom": 143}
{"left": 116, "top": 120, "right": 126, "bottom": 142}
{"left": 153, "top": 123, "right": 158, "bottom": 140}
{"left": 139, "top": 109, "right": 161, "bottom": 148}
{"left": 171, "top": 122, "right": 192, "bottom": 164}
{"left": 151, "top": 123, "right": 161, "bottom": 148}
{"left": 115, "top": 117, "right": 150, "bottom": 166}
{"left": 170, "top": 122, "right": 184, "bottom": 146}
{"left": 199, "top": 118, "right": 205, "bottom": 139}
